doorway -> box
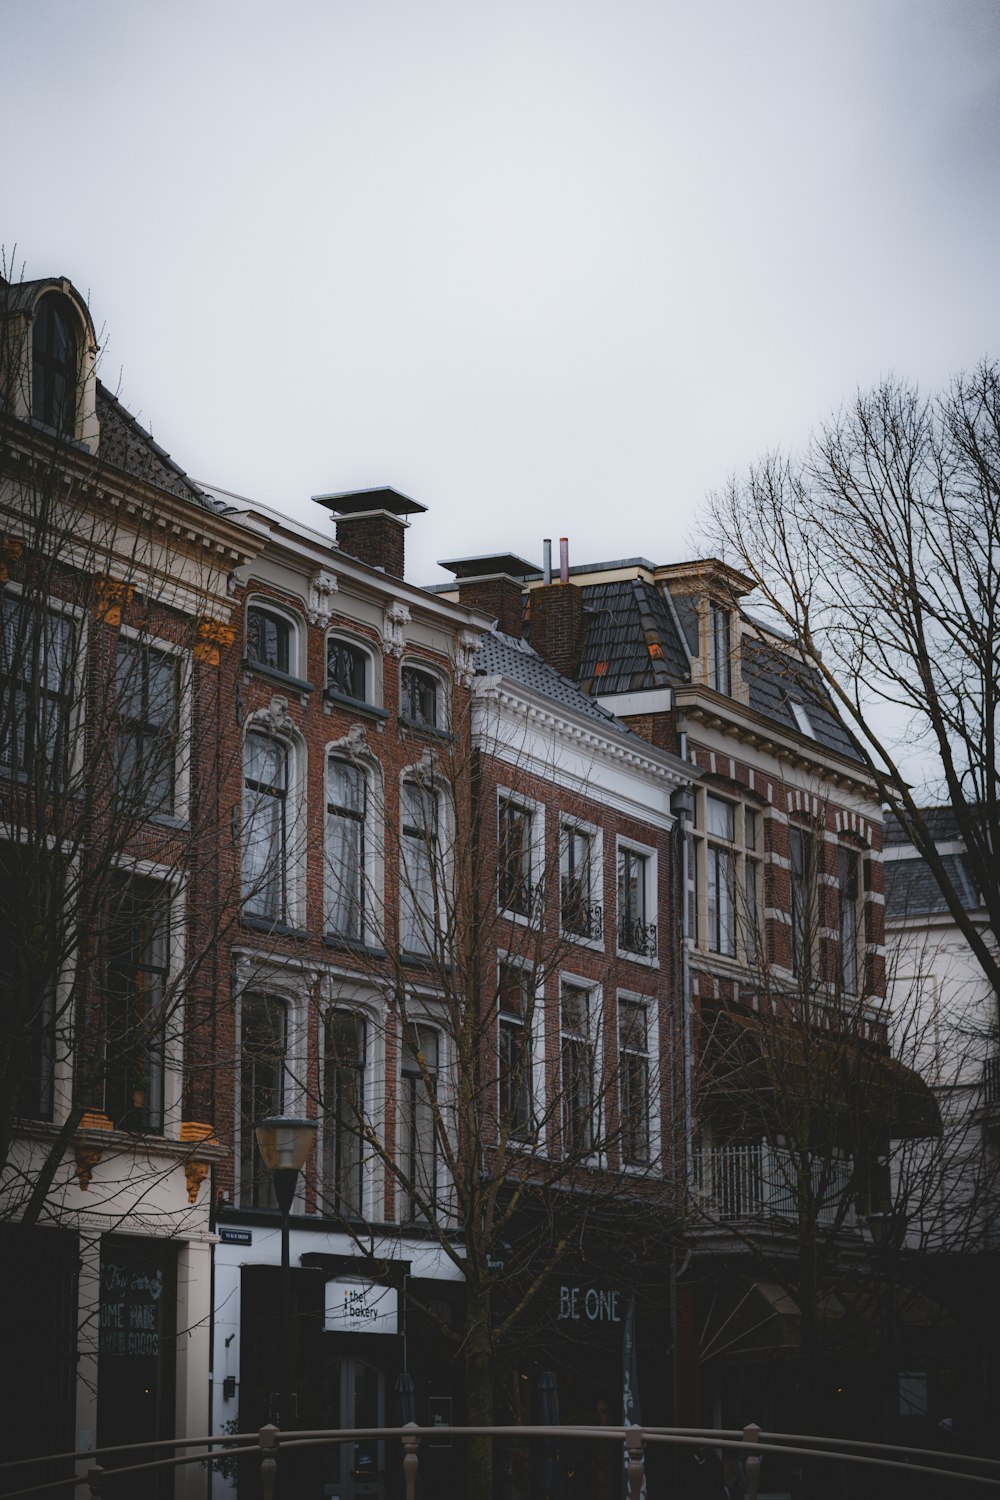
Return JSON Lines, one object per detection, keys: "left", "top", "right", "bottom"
{"left": 321, "top": 1355, "right": 386, "bottom": 1500}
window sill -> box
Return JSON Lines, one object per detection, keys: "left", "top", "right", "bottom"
{"left": 617, "top": 947, "right": 660, "bottom": 969}
{"left": 243, "top": 661, "right": 316, "bottom": 694}
{"left": 240, "top": 913, "right": 311, "bottom": 940}
{"left": 322, "top": 933, "right": 387, "bottom": 960}
{"left": 149, "top": 812, "right": 190, "bottom": 831}
{"left": 400, "top": 950, "right": 451, "bottom": 972}
{"left": 323, "top": 688, "right": 389, "bottom": 720}
{"left": 398, "top": 717, "right": 454, "bottom": 742}
{"left": 560, "top": 929, "right": 605, "bottom": 953}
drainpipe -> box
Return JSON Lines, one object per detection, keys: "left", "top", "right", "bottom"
{"left": 671, "top": 782, "right": 695, "bottom": 1192}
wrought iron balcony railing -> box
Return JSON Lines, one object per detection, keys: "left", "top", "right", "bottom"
{"left": 618, "top": 916, "right": 657, "bottom": 957}
{"left": 561, "top": 897, "right": 603, "bottom": 941}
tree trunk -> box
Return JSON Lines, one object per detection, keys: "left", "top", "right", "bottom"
{"left": 463, "top": 1299, "right": 496, "bottom": 1500}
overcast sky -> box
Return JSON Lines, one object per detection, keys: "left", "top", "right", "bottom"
{"left": 4, "top": 0, "right": 1000, "bottom": 585}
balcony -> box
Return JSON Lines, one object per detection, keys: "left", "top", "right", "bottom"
{"left": 561, "top": 896, "right": 603, "bottom": 941}
{"left": 694, "top": 1143, "right": 857, "bottom": 1228}
{"left": 618, "top": 916, "right": 657, "bottom": 958}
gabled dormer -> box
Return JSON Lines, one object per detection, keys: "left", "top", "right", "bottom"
{"left": 653, "top": 559, "right": 754, "bottom": 702}
{"left": 0, "top": 275, "right": 100, "bottom": 453}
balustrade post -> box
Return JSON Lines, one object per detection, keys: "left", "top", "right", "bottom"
{"left": 742, "top": 1423, "right": 762, "bottom": 1500}
{"left": 402, "top": 1421, "right": 420, "bottom": 1500}
{"left": 85, "top": 1466, "right": 104, "bottom": 1499}
{"left": 259, "top": 1422, "right": 279, "bottom": 1500}
{"left": 624, "top": 1425, "right": 645, "bottom": 1500}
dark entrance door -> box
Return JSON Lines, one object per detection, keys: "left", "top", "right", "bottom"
{"left": 97, "top": 1236, "right": 176, "bottom": 1497}
{"left": 321, "top": 1356, "right": 386, "bottom": 1500}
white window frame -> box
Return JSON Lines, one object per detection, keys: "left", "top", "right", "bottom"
{"left": 1, "top": 585, "right": 87, "bottom": 788}
{"left": 496, "top": 788, "right": 545, "bottom": 923}
{"left": 617, "top": 990, "right": 661, "bottom": 1172}
{"left": 400, "top": 659, "right": 447, "bottom": 732}
{"left": 615, "top": 836, "right": 658, "bottom": 965}
{"left": 399, "top": 769, "right": 452, "bottom": 957}
{"left": 325, "top": 751, "right": 384, "bottom": 946}
{"left": 244, "top": 597, "right": 306, "bottom": 681}
{"left": 397, "top": 1006, "right": 454, "bottom": 1224}
{"left": 242, "top": 724, "right": 307, "bottom": 930}
{"left": 559, "top": 818, "right": 604, "bottom": 949}
{"left": 558, "top": 974, "right": 604, "bottom": 1163}
{"left": 496, "top": 954, "right": 545, "bottom": 1151}
{"left": 234, "top": 966, "right": 311, "bottom": 1210}
{"left": 325, "top": 631, "right": 380, "bottom": 708}
{"left": 321, "top": 1005, "right": 372, "bottom": 1220}
{"left": 114, "top": 623, "right": 192, "bottom": 824}
{"left": 692, "top": 789, "right": 764, "bottom": 964}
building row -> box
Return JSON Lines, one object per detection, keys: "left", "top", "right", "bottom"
{"left": 1, "top": 273, "right": 994, "bottom": 1499}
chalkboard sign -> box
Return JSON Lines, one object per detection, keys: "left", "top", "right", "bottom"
{"left": 99, "top": 1255, "right": 165, "bottom": 1359}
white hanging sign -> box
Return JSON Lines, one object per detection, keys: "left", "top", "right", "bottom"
{"left": 324, "top": 1279, "right": 398, "bottom": 1335}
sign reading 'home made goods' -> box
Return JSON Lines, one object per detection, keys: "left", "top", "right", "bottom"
{"left": 324, "top": 1279, "right": 398, "bottom": 1334}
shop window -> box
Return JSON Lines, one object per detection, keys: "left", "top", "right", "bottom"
{"left": 104, "top": 874, "right": 169, "bottom": 1132}
{"left": 114, "top": 639, "right": 179, "bottom": 816}
{"left": 323, "top": 1011, "right": 366, "bottom": 1217}
{"left": 239, "top": 994, "right": 287, "bottom": 1208}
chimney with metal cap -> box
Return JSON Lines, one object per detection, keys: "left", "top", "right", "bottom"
{"left": 312, "top": 486, "right": 427, "bottom": 580}
{"left": 438, "top": 553, "right": 535, "bottom": 638}
{"left": 529, "top": 536, "right": 585, "bottom": 678}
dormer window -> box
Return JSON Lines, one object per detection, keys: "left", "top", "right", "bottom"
{"left": 246, "top": 605, "right": 291, "bottom": 674}
{"left": 790, "top": 701, "right": 816, "bottom": 739}
{"left": 32, "top": 293, "right": 79, "bottom": 436}
{"left": 327, "top": 637, "right": 369, "bottom": 703}
{"left": 401, "top": 664, "right": 440, "bottom": 729}
{"left": 708, "top": 602, "right": 731, "bottom": 695}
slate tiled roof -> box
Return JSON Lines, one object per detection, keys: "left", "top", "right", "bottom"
{"left": 577, "top": 578, "right": 689, "bottom": 694}
{"left": 96, "top": 382, "right": 229, "bottom": 512}
{"left": 885, "top": 852, "right": 982, "bottom": 918}
{"left": 475, "top": 630, "right": 639, "bottom": 736}
{"left": 741, "top": 636, "right": 861, "bottom": 761}
{"left": 884, "top": 807, "right": 961, "bottom": 846}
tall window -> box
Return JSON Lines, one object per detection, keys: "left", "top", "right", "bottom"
{"left": 400, "top": 780, "right": 439, "bottom": 955}
{"left": 401, "top": 1023, "right": 439, "bottom": 1218}
{"left": 323, "top": 1011, "right": 366, "bottom": 1217}
{"left": 243, "top": 733, "right": 288, "bottom": 921}
{"left": 401, "top": 665, "right": 439, "bottom": 729}
{"left": 618, "top": 998, "right": 650, "bottom": 1167}
{"left": 32, "top": 293, "right": 78, "bottom": 435}
{"left": 743, "top": 806, "right": 762, "bottom": 956}
{"left": 618, "top": 847, "right": 655, "bottom": 956}
{"left": 706, "top": 797, "right": 737, "bottom": 957}
{"left": 104, "top": 875, "right": 169, "bottom": 1132}
{"left": 1, "top": 595, "right": 73, "bottom": 783}
{"left": 327, "top": 638, "right": 369, "bottom": 702}
{"left": 498, "top": 798, "right": 533, "bottom": 916}
{"left": 839, "top": 846, "right": 862, "bottom": 994}
{"left": 498, "top": 963, "right": 534, "bottom": 1142}
{"left": 561, "top": 825, "right": 601, "bottom": 940}
{"left": 0, "top": 844, "right": 57, "bottom": 1121}
{"left": 239, "top": 994, "right": 287, "bottom": 1208}
{"left": 708, "top": 602, "right": 732, "bottom": 695}
{"left": 561, "top": 982, "right": 596, "bottom": 1156}
{"left": 789, "top": 825, "right": 814, "bottom": 978}
{"left": 246, "top": 605, "right": 291, "bottom": 674}
{"left": 326, "top": 759, "right": 366, "bottom": 940}
{"left": 115, "top": 639, "right": 179, "bottom": 816}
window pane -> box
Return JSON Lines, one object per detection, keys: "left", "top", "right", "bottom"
{"left": 402, "top": 1024, "right": 439, "bottom": 1217}
{"left": 246, "top": 607, "right": 290, "bottom": 673}
{"left": 114, "top": 641, "right": 178, "bottom": 816}
{"left": 706, "top": 796, "right": 735, "bottom": 841}
{"left": 326, "top": 762, "right": 366, "bottom": 939}
{"left": 499, "top": 800, "right": 533, "bottom": 915}
{"left": 401, "top": 784, "right": 438, "bottom": 954}
{"left": 619, "top": 1001, "right": 650, "bottom": 1167}
{"left": 324, "top": 1012, "right": 365, "bottom": 1216}
{"left": 240, "top": 996, "right": 287, "bottom": 1208}
{"left": 402, "top": 667, "right": 438, "bottom": 728}
{"left": 561, "top": 986, "right": 594, "bottom": 1155}
{"left": 104, "top": 876, "right": 169, "bottom": 1132}
{"left": 243, "top": 736, "right": 288, "bottom": 920}
{"left": 1, "top": 597, "right": 72, "bottom": 782}
{"left": 327, "top": 640, "right": 368, "bottom": 701}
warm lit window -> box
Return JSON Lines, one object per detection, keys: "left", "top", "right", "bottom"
{"left": 401, "top": 665, "right": 440, "bottom": 729}
{"left": 617, "top": 847, "right": 656, "bottom": 957}
{"left": 114, "top": 639, "right": 179, "bottom": 816}
{"left": 401, "top": 1023, "right": 439, "bottom": 1218}
{"left": 561, "top": 982, "right": 596, "bottom": 1155}
{"left": 1, "top": 595, "right": 73, "bottom": 783}
{"left": 32, "top": 293, "right": 79, "bottom": 436}
{"left": 561, "top": 824, "right": 601, "bottom": 941}
{"left": 498, "top": 798, "right": 534, "bottom": 917}
{"left": 323, "top": 1011, "right": 366, "bottom": 1217}
{"left": 246, "top": 605, "right": 292, "bottom": 675}
{"left": 618, "top": 998, "right": 650, "bottom": 1167}
{"left": 326, "top": 759, "right": 367, "bottom": 940}
{"left": 243, "top": 733, "right": 289, "bottom": 922}
{"left": 327, "top": 638, "right": 370, "bottom": 703}
{"left": 498, "top": 963, "right": 534, "bottom": 1142}
{"left": 239, "top": 994, "right": 287, "bottom": 1208}
{"left": 400, "top": 780, "right": 440, "bottom": 955}
{"left": 104, "top": 875, "right": 169, "bottom": 1133}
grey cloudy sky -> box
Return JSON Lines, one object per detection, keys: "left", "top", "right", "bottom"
{"left": 4, "top": 0, "right": 1000, "bottom": 584}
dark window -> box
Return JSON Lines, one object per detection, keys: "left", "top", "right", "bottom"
{"left": 32, "top": 293, "right": 79, "bottom": 435}
{"left": 401, "top": 1023, "right": 439, "bottom": 1218}
{"left": 401, "top": 665, "right": 438, "bottom": 728}
{"left": 400, "top": 781, "right": 439, "bottom": 954}
{"left": 104, "top": 875, "right": 169, "bottom": 1132}
{"left": 498, "top": 798, "right": 533, "bottom": 916}
{"left": 1, "top": 595, "right": 73, "bottom": 784}
{"left": 115, "top": 640, "right": 179, "bottom": 816}
{"left": 246, "top": 606, "right": 291, "bottom": 674}
{"left": 243, "top": 734, "right": 288, "bottom": 921}
{"left": 706, "top": 797, "right": 736, "bottom": 957}
{"left": 326, "top": 759, "right": 366, "bottom": 939}
{"left": 839, "top": 846, "right": 861, "bottom": 994}
{"left": 0, "top": 844, "right": 58, "bottom": 1120}
{"left": 327, "top": 639, "right": 369, "bottom": 701}
{"left": 561, "top": 983, "right": 595, "bottom": 1156}
{"left": 239, "top": 994, "right": 287, "bottom": 1208}
{"left": 618, "top": 848, "right": 656, "bottom": 956}
{"left": 561, "top": 826, "right": 601, "bottom": 939}
{"left": 708, "top": 602, "right": 732, "bottom": 695}
{"left": 618, "top": 999, "right": 650, "bottom": 1166}
{"left": 789, "top": 825, "right": 814, "bottom": 979}
{"left": 323, "top": 1012, "right": 366, "bottom": 1217}
{"left": 498, "top": 964, "right": 533, "bottom": 1142}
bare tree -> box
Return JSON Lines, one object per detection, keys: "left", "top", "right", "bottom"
{"left": 704, "top": 365, "right": 1000, "bottom": 1013}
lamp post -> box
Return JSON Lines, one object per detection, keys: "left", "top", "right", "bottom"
{"left": 255, "top": 1115, "right": 317, "bottom": 1432}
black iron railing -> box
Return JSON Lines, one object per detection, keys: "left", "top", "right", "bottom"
{"left": 618, "top": 916, "right": 657, "bottom": 957}
{"left": 562, "top": 896, "right": 603, "bottom": 940}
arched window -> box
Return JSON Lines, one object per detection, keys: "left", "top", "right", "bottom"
{"left": 401, "top": 1023, "right": 439, "bottom": 1218}
{"left": 323, "top": 1011, "right": 366, "bottom": 1217}
{"left": 243, "top": 733, "right": 289, "bottom": 921}
{"left": 400, "top": 779, "right": 441, "bottom": 955}
{"left": 400, "top": 664, "right": 442, "bottom": 730}
{"left": 327, "top": 636, "right": 372, "bottom": 704}
{"left": 32, "top": 293, "right": 79, "bottom": 436}
{"left": 326, "top": 758, "right": 367, "bottom": 940}
{"left": 246, "top": 604, "right": 294, "bottom": 675}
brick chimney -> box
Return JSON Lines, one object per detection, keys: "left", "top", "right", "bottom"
{"left": 438, "top": 553, "right": 536, "bottom": 638}
{"left": 529, "top": 583, "right": 586, "bottom": 678}
{"left": 312, "top": 486, "right": 427, "bottom": 580}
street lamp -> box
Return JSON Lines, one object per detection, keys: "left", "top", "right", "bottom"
{"left": 255, "top": 1115, "right": 317, "bottom": 1432}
